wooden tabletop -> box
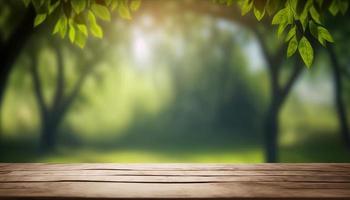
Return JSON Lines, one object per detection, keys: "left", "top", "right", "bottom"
{"left": 0, "top": 164, "right": 350, "bottom": 199}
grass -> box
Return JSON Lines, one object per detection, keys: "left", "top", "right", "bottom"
{"left": 39, "top": 148, "right": 263, "bottom": 163}
{"left": 1, "top": 131, "right": 349, "bottom": 163}
{"left": 0, "top": 134, "right": 264, "bottom": 163}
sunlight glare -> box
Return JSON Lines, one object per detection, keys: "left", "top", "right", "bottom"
{"left": 134, "top": 35, "right": 149, "bottom": 61}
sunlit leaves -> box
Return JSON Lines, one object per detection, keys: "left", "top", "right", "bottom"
{"left": 91, "top": 4, "right": 111, "bottom": 21}
{"left": 239, "top": 0, "right": 253, "bottom": 16}
{"left": 118, "top": 2, "right": 132, "bottom": 20}
{"left": 309, "top": 6, "right": 321, "bottom": 24}
{"left": 217, "top": 0, "right": 349, "bottom": 68}
{"left": 71, "top": 0, "right": 86, "bottom": 14}
{"left": 130, "top": 0, "right": 142, "bottom": 11}
{"left": 318, "top": 26, "right": 334, "bottom": 43}
{"left": 68, "top": 19, "right": 76, "bottom": 43}
{"left": 53, "top": 14, "right": 67, "bottom": 38}
{"left": 254, "top": 6, "right": 265, "bottom": 21}
{"left": 285, "top": 26, "right": 296, "bottom": 42}
{"left": 24, "top": 0, "right": 142, "bottom": 48}
{"left": 33, "top": 13, "right": 46, "bottom": 27}
{"left": 75, "top": 24, "right": 88, "bottom": 48}
{"left": 287, "top": 36, "right": 298, "bottom": 58}
{"left": 298, "top": 37, "right": 313, "bottom": 68}
{"left": 328, "top": 0, "right": 348, "bottom": 15}
{"left": 271, "top": 8, "right": 288, "bottom": 25}
{"left": 88, "top": 11, "right": 103, "bottom": 38}
{"left": 24, "top": 0, "right": 348, "bottom": 67}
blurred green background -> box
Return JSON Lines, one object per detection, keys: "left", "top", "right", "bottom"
{"left": 0, "top": 0, "right": 349, "bottom": 163}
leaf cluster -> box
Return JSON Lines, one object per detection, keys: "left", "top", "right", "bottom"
{"left": 23, "top": 0, "right": 141, "bottom": 48}
{"left": 215, "top": 0, "right": 348, "bottom": 68}
{"left": 24, "top": 0, "right": 349, "bottom": 68}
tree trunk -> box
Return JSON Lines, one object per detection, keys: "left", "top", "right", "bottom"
{"left": 264, "top": 97, "right": 281, "bottom": 163}
{"left": 328, "top": 48, "right": 350, "bottom": 148}
{"left": 40, "top": 119, "right": 56, "bottom": 152}
{"left": 261, "top": 61, "right": 302, "bottom": 163}
{"left": 40, "top": 113, "right": 62, "bottom": 152}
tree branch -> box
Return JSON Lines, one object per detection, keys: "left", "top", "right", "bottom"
{"left": 58, "top": 58, "right": 99, "bottom": 117}
{"left": 328, "top": 45, "right": 350, "bottom": 146}
{"left": 51, "top": 42, "right": 65, "bottom": 110}
{"left": 29, "top": 52, "right": 48, "bottom": 119}
{"left": 279, "top": 58, "right": 303, "bottom": 106}
{"left": 253, "top": 28, "right": 285, "bottom": 97}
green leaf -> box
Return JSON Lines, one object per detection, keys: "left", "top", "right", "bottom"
{"left": 254, "top": 7, "right": 265, "bottom": 21}
{"left": 287, "top": 0, "right": 298, "bottom": 15}
{"left": 77, "top": 24, "right": 88, "bottom": 36}
{"left": 309, "top": 6, "right": 321, "bottom": 24}
{"left": 118, "top": 2, "right": 132, "bottom": 19}
{"left": 69, "top": 20, "right": 76, "bottom": 43}
{"left": 23, "top": 0, "right": 31, "bottom": 7}
{"left": 88, "top": 11, "right": 103, "bottom": 38}
{"left": 240, "top": 0, "right": 253, "bottom": 16}
{"left": 49, "top": 0, "right": 61, "bottom": 14}
{"left": 285, "top": 3, "right": 294, "bottom": 24}
{"left": 110, "top": 0, "right": 119, "bottom": 11}
{"left": 287, "top": 36, "right": 298, "bottom": 57}
{"left": 285, "top": 26, "right": 296, "bottom": 42}
{"left": 91, "top": 23, "right": 103, "bottom": 38}
{"left": 34, "top": 13, "right": 47, "bottom": 27}
{"left": 71, "top": 0, "right": 86, "bottom": 14}
{"left": 74, "top": 29, "right": 87, "bottom": 48}
{"left": 105, "top": 0, "right": 113, "bottom": 6}
{"left": 298, "top": 37, "right": 314, "bottom": 68}
{"left": 91, "top": 4, "right": 111, "bottom": 21}
{"left": 272, "top": 8, "right": 287, "bottom": 24}
{"left": 130, "top": 0, "right": 142, "bottom": 11}
{"left": 53, "top": 14, "right": 68, "bottom": 39}
{"left": 277, "top": 22, "right": 288, "bottom": 38}
{"left": 329, "top": 0, "right": 340, "bottom": 16}
{"left": 299, "top": 9, "right": 309, "bottom": 30}
{"left": 309, "top": 20, "right": 318, "bottom": 40}
{"left": 266, "top": 0, "right": 281, "bottom": 16}
{"left": 318, "top": 26, "right": 334, "bottom": 43}
{"left": 31, "top": 0, "right": 44, "bottom": 11}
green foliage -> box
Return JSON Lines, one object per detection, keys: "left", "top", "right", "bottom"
{"left": 23, "top": 0, "right": 141, "bottom": 48}
{"left": 24, "top": 0, "right": 348, "bottom": 68}
{"left": 215, "top": 0, "right": 348, "bottom": 68}
{"left": 298, "top": 36, "right": 313, "bottom": 68}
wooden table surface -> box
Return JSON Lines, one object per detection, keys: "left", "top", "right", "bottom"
{"left": 0, "top": 163, "right": 350, "bottom": 199}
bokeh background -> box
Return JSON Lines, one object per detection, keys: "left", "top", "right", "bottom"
{"left": 0, "top": 0, "right": 350, "bottom": 163}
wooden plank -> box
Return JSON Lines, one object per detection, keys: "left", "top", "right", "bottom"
{"left": 1, "top": 163, "right": 350, "bottom": 171}
{"left": 0, "top": 164, "right": 350, "bottom": 199}
{"left": 2, "top": 175, "right": 350, "bottom": 183}
{"left": 2, "top": 169, "right": 350, "bottom": 176}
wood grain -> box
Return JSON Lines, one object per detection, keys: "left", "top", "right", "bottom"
{"left": 0, "top": 164, "right": 350, "bottom": 199}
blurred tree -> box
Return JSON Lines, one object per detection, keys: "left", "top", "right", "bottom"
{"left": 25, "top": 0, "right": 348, "bottom": 67}
{"left": 135, "top": 0, "right": 349, "bottom": 162}
{"left": 254, "top": 28, "right": 304, "bottom": 162}
{"left": 0, "top": 1, "right": 35, "bottom": 122}
{"left": 328, "top": 47, "right": 350, "bottom": 148}
{"left": 326, "top": 14, "right": 350, "bottom": 148}
{"left": 0, "top": 0, "right": 349, "bottom": 160}
{"left": 29, "top": 40, "right": 103, "bottom": 151}
{"left": 185, "top": 0, "right": 350, "bottom": 161}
